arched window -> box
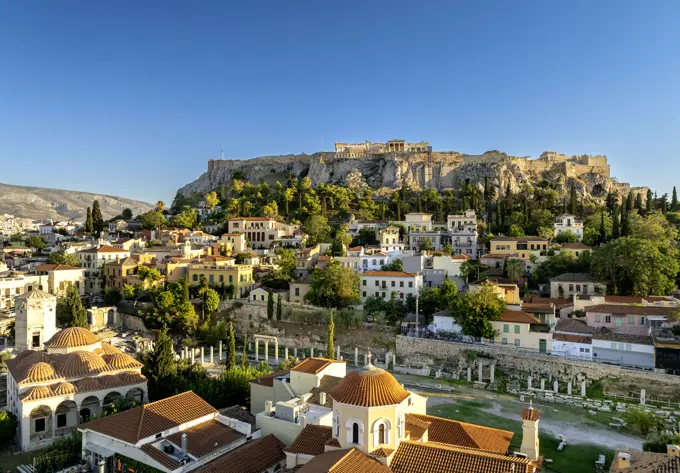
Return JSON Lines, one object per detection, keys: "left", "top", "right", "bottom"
{"left": 352, "top": 423, "right": 359, "bottom": 444}
{"left": 372, "top": 418, "right": 391, "bottom": 446}
{"left": 378, "top": 424, "right": 386, "bottom": 444}
{"left": 333, "top": 410, "right": 340, "bottom": 437}
{"left": 346, "top": 418, "right": 363, "bottom": 445}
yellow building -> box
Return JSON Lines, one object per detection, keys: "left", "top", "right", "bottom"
{"left": 489, "top": 236, "right": 549, "bottom": 260}
{"left": 187, "top": 262, "right": 253, "bottom": 296}
{"left": 468, "top": 277, "right": 521, "bottom": 305}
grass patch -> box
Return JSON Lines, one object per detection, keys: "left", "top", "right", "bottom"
{"left": 431, "top": 402, "right": 613, "bottom": 473}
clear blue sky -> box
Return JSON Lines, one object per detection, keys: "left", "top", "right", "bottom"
{"left": 1, "top": 0, "right": 679, "bottom": 204}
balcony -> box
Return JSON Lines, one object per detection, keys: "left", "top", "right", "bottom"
{"left": 530, "top": 323, "right": 551, "bottom": 333}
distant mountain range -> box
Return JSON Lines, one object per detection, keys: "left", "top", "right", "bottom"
{"left": 0, "top": 182, "right": 154, "bottom": 221}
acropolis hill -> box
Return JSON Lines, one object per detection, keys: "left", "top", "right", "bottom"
{"left": 177, "top": 139, "right": 646, "bottom": 202}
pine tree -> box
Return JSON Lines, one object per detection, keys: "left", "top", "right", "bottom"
{"left": 65, "top": 286, "right": 88, "bottom": 328}
{"left": 620, "top": 204, "right": 630, "bottom": 237}
{"left": 241, "top": 335, "right": 248, "bottom": 368}
{"left": 226, "top": 321, "right": 236, "bottom": 370}
{"left": 600, "top": 211, "right": 606, "bottom": 243}
{"left": 91, "top": 200, "right": 104, "bottom": 234}
{"left": 646, "top": 189, "right": 653, "bottom": 212}
{"left": 612, "top": 206, "right": 620, "bottom": 239}
{"left": 85, "top": 207, "right": 93, "bottom": 233}
{"left": 569, "top": 183, "right": 577, "bottom": 214}
{"left": 673, "top": 187, "right": 678, "bottom": 210}
{"left": 144, "top": 327, "right": 176, "bottom": 399}
{"left": 626, "top": 192, "right": 633, "bottom": 212}
{"left": 326, "top": 312, "right": 335, "bottom": 360}
{"left": 635, "top": 193, "right": 643, "bottom": 211}
{"left": 276, "top": 295, "right": 282, "bottom": 321}
{"left": 267, "top": 292, "right": 274, "bottom": 320}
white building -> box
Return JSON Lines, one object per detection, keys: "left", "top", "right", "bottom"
{"left": 359, "top": 252, "right": 391, "bottom": 273}
{"left": 554, "top": 214, "right": 584, "bottom": 240}
{"left": 80, "top": 391, "right": 285, "bottom": 473}
{"left": 6, "top": 322, "right": 147, "bottom": 452}
{"left": 227, "top": 217, "right": 299, "bottom": 250}
{"left": 14, "top": 289, "right": 58, "bottom": 352}
{"left": 549, "top": 273, "right": 606, "bottom": 299}
{"left": 447, "top": 210, "right": 478, "bottom": 258}
{"left": 77, "top": 245, "right": 131, "bottom": 294}
{"left": 551, "top": 333, "right": 593, "bottom": 360}
{"left": 379, "top": 226, "right": 404, "bottom": 253}
{"left": 360, "top": 271, "right": 423, "bottom": 301}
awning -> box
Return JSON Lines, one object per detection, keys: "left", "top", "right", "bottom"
{"left": 85, "top": 443, "right": 115, "bottom": 458}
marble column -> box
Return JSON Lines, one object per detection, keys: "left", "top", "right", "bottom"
{"left": 210, "top": 346, "right": 214, "bottom": 364}
{"left": 364, "top": 353, "right": 368, "bottom": 365}
{"left": 567, "top": 381, "right": 572, "bottom": 395}
{"left": 354, "top": 347, "right": 359, "bottom": 366}
{"left": 336, "top": 345, "right": 341, "bottom": 360}
{"left": 581, "top": 380, "right": 587, "bottom": 397}
{"left": 264, "top": 342, "right": 269, "bottom": 362}
{"left": 540, "top": 379, "right": 545, "bottom": 390}
{"left": 201, "top": 347, "right": 205, "bottom": 365}
{"left": 294, "top": 347, "right": 298, "bottom": 358}
{"left": 219, "top": 341, "right": 223, "bottom": 360}
{"left": 553, "top": 380, "right": 559, "bottom": 394}
{"left": 310, "top": 347, "right": 314, "bottom": 358}
{"left": 640, "top": 389, "right": 646, "bottom": 405}
{"left": 275, "top": 341, "right": 279, "bottom": 362}
{"left": 490, "top": 364, "right": 495, "bottom": 384}
{"left": 527, "top": 376, "right": 532, "bottom": 389}
{"left": 478, "top": 361, "right": 483, "bottom": 383}
{"left": 467, "top": 367, "right": 472, "bottom": 382}
{"left": 284, "top": 347, "right": 289, "bottom": 361}
{"left": 254, "top": 340, "right": 259, "bottom": 362}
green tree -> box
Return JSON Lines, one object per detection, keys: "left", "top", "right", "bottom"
{"left": 612, "top": 206, "right": 620, "bottom": 239}
{"left": 276, "top": 294, "right": 282, "bottom": 321}
{"left": 267, "top": 291, "right": 274, "bottom": 320}
{"left": 203, "top": 288, "right": 220, "bottom": 316}
{"left": 141, "top": 209, "right": 166, "bottom": 230}
{"left": 507, "top": 224, "right": 524, "bottom": 237}
{"left": 85, "top": 207, "right": 93, "bottom": 233}
{"left": 241, "top": 335, "right": 248, "bottom": 368}
{"left": 122, "top": 208, "right": 133, "bottom": 220}
{"left": 635, "top": 193, "right": 643, "bottom": 211}
{"left": 305, "top": 260, "right": 360, "bottom": 308}
{"left": 92, "top": 200, "right": 104, "bottom": 234}
{"left": 25, "top": 236, "right": 47, "bottom": 250}
{"left": 625, "top": 406, "right": 660, "bottom": 435}
{"left": 303, "top": 215, "right": 331, "bottom": 244}
{"left": 569, "top": 182, "right": 577, "bottom": 214}
{"left": 62, "top": 286, "right": 88, "bottom": 328}
{"left": 170, "top": 206, "right": 198, "bottom": 229}
{"left": 122, "top": 284, "right": 136, "bottom": 300}
{"left": 646, "top": 189, "right": 653, "bottom": 212}
{"left": 554, "top": 230, "right": 578, "bottom": 243}
{"left": 142, "top": 327, "right": 176, "bottom": 400}
{"left": 505, "top": 258, "right": 525, "bottom": 282}
{"left": 48, "top": 252, "right": 79, "bottom": 266}
{"left": 381, "top": 259, "right": 403, "bottom": 271}
{"left": 419, "top": 238, "right": 433, "bottom": 252}
{"left": 326, "top": 312, "right": 335, "bottom": 359}
{"left": 205, "top": 191, "right": 219, "bottom": 210}
{"left": 0, "top": 410, "right": 18, "bottom": 445}
{"left": 451, "top": 286, "right": 506, "bottom": 339}
{"left": 673, "top": 186, "right": 678, "bottom": 210}
{"left": 227, "top": 321, "right": 236, "bottom": 370}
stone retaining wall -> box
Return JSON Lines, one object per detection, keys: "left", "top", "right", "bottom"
{"left": 396, "top": 335, "right": 680, "bottom": 387}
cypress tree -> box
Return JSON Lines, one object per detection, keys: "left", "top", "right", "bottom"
{"left": 416, "top": 196, "right": 422, "bottom": 212}
{"left": 227, "top": 321, "right": 236, "bottom": 370}
{"left": 569, "top": 183, "right": 577, "bottom": 214}
{"left": 92, "top": 200, "right": 104, "bottom": 234}
{"left": 66, "top": 286, "right": 88, "bottom": 328}
{"left": 612, "top": 206, "right": 620, "bottom": 239}
{"left": 145, "top": 327, "right": 176, "bottom": 400}
{"left": 85, "top": 207, "right": 93, "bottom": 233}
{"left": 483, "top": 175, "right": 489, "bottom": 203}
{"left": 620, "top": 204, "right": 630, "bottom": 237}
{"left": 646, "top": 189, "right": 653, "bottom": 212}
{"left": 326, "top": 312, "right": 335, "bottom": 360}
{"left": 673, "top": 186, "right": 678, "bottom": 210}
{"left": 635, "top": 193, "right": 643, "bottom": 211}
{"left": 267, "top": 292, "right": 274, "bottom": 320}
{"left": 276, "top": 295, "right": 282, "bottom": 321}
{"left": 626, "top": 193, "right": 633, "bottom": 212}
{"left": 505, "top": 182, "right": 512, "bottom": 199}
{"left": 241, "top": 335, "right": 248, "bottom": 368}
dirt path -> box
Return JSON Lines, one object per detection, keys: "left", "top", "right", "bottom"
{"left": 426, "top": 394, "right": 643, "bottom": 451}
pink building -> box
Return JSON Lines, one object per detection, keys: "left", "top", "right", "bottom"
{"left": 584, "top": 304, "right": 676, "bottom": 335}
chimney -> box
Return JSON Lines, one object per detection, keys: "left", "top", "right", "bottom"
{"left": 667, "top": 445, "right": 680, "bottom": 456}
{"left": 265, "top": 400, "right": 273, "bottom": 415}
{"left": 319, "top": 392, "right": 326, "bottom": 406}
{"left": 98, "top": 460, "right": 105, "bottom": 473}
{"left": 181, "top": 433, "right": 188, "bottom": 456}
{"left": 519, "top": 401, "right": 540, "bottom": 461}
{"left": 300, "top": 414, "right": 307, "bottom": 428}
{"left": 617, "top": 452, "right": 631, "bottom": 470}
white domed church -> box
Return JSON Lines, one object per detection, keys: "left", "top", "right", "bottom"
{"left": 6, "top": 289, "right": 148, "bottom": 452}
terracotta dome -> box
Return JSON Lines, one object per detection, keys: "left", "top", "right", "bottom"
{"left": 17, "top": 351, "right": 51, "bottom": 373}
{"left": 22, "top": 385, "right": 55, "bottom": 401}
{"left": 328, "top": 365, "right": 410, "bottom": 407}
{"left": 104, "top": 353, "right": 143, "bottom": 371}
{"left": 23, "top": 362, "right": 59, "bottom": 383}
{"left": 53, "top": 351, "right": 108, "bottom": 378}
{"left": 45, "top": 327, "right": 99, "bottom": 349}
{"left": 75, "top": 377, "right": 101, "bottom": 392}
{"left": 97, "top": 342, "right": 123, "bottom": 355}
{"left": 53, "top": 382, "right": 77, "bottom": 395}
{"left": 119, "top": 372, "right": 146, "bottom": 385}
{"left": 13, "top": 349, "right": 36, "bottom": 364}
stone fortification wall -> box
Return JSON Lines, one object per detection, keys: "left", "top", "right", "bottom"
{"left": 395, "top": 335, "right": 680, "bottom": 387}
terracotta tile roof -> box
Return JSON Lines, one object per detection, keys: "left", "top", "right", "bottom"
{"left": 297, "top": 448, "right": 392, "bottom": 473}
{"left": 451, "top": 254, "right": 471, "bottom": 260}
{"left": 390, "top": 441, "right": 534, "bottom": 473}
{"left": 362, "top": 271, "right": 419, "bottom": 277}
{"left": 220, "top": 405, "right": 256, "bottom": 429}
{"left": 521, "top": 407, "right": 540, "bottom": 421}
{"left": 248, "top": 369, "right": 288, "bottom": 387}
{"left": 370, "top": 447, "right": 393, "bottom": 457}
{"left": 103, "top": 353, "right": 144, "bottom": 371}
{"left": 609, "top": 449, "right": 680, "bottom": 473}
{"left": 405, "top": 415, "right": 431, "bottom": 440}
{"left": 328, "top": 366, "right": 410, "bottom": 407}
{"left": 52, "top": 351, "right": 108, "bottom": 377}
{"left": 193, "top": 434, "right": 285, "bottom": 473}
{"left": 553, "top": 333, "right": 592, "bottom": 344}
{"left": 228, "top": 216, "right": 273, "bottom": 221}
{"left": 45, "top": 327, "right": 99, "bottom": 349}
{"left": 550, "top": 272, "right": 598, "bottom": 282}
{"left": 593, "top": 330, "right": 653, "bottom": 345}
{"left": 325, "top": 437, "right": 341, "bottom": 448}
{"left": 524, "top": 297, "right": 573, "bottom": 309}
{"left": 559, "top": 242, "right": 591, "bottom": 250}
{"left": 584, "top": 304, "right": 676, "bottom": 315}
{"left": 21, "top": 385, "right": 55, "bottom": 401}
{"left": 80, "top": 391, "right": 217, "bottom": 443}
{"left": 166, "top": 419, "right": 244, "bottom": 458}
{"left": 521, "top": 303, "right": 555, "bottom": 313}
{"left": 292, "top": 358, "right": 345, "bottom": 375}
{"left": 406, "top": 414, "right": 513, "bottom": 453}
{"left": 78, "top": 245, "right": 129, "bottom": 254}
{"left": 140, "top": 444, "right": 181, "bottom": 470}
{"left": 35, "top": 264, "right": 84, "bottom": 271}
{"left": 498, "top": 310, "right": 540, "bottom": 324}
{"left": 21, "top": 362, "right": 61, "bottom": 384}
{"left": 308, "top": 375, "right": 344, "bottom": 407}
{"left": 555, "top": 318, "right": 595, "bottom": 334}
{"left": 286, "top": 425, "right": 333, "bottom": 455}
{"left": 492, "top": 236, "right": 548, "bottom": 242}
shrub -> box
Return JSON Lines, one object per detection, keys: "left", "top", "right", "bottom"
{"left": 0, "top": 410, "right": 18, "bottom": 445}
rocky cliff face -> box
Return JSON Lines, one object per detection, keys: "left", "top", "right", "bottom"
{"left": 177, "top": 150, "right": 642, "bottom": 201}
{"left": 0, "top": 183, "right": 154, "bottom": 220}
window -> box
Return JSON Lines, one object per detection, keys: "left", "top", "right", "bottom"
{"left": 57, "top": 413, "right": 67, "bottom": 428}
{"left": 229, "top": 275, "right": 233, "bottom": 283}
{"left": 35, "top": 418, "right": 46, "bottom": 433}
{"left": 375, "top": 281, "right": 379, "bottom": 287}
{"left": 576, "top": 285, "right": 581, "bottom": 292}
{"left": 32, "top": 332, "right": 40, "bottom": 349}
{"left": 391, "top": 281, "right": 395, "bottom": 287}
{"left": 363, "top": 280, "right": 367, "bottom": 286}
{"left": 352, "top": 423, "right": 359, "bottom": 444}
{"left": 640, "top": 316, "right": 646, "bottom": 325}
{"left": 192, "top": 274, "right": 198, "bottom": 281}
{"left": 408, "top": 282, "right": 413, "bottom": 288}
{"left": 295, "top": 288, "right": 300, "bottom": 296}
{"left": 502, "top": 338, "right": 508, "bottom": 345}
{"left": 595, "top": 315, "right": 601, "bottom": 323}
{"left": 503, "top": 324, "right": 509, "bottom": 333}
{"left": 375, "top": 292, "right": 379, "bottom": 297}
{"left": 219, "top": 275, "right": 224, "bottom": 283}
{"left": 261, "top": 295, "right": 265, "bottom": 301}
{"left": 515, "top": 339, "right": 520, "bottom": 347}
{"left": 400, "top": 281, "right": 404, "bottom": 287}
{"left": 252, "top": 294, "right": 256, "bottom": 301}
{"left": 615, "top": 317, "right": 623, "bottom": 328}
{"left": 514, "top": 325, "right": 520, "bottom": 334}
{"left": 569, "top": 284, "right": 574, "bottom": 292}
{"left": 362, "top": 291, "right": 366, "bottom": 297}
{"left": 378, "top": 424, "right": 386, "bottom": 444}
{"left": 628, "top": 316, "right": 634, "bottom": 324}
